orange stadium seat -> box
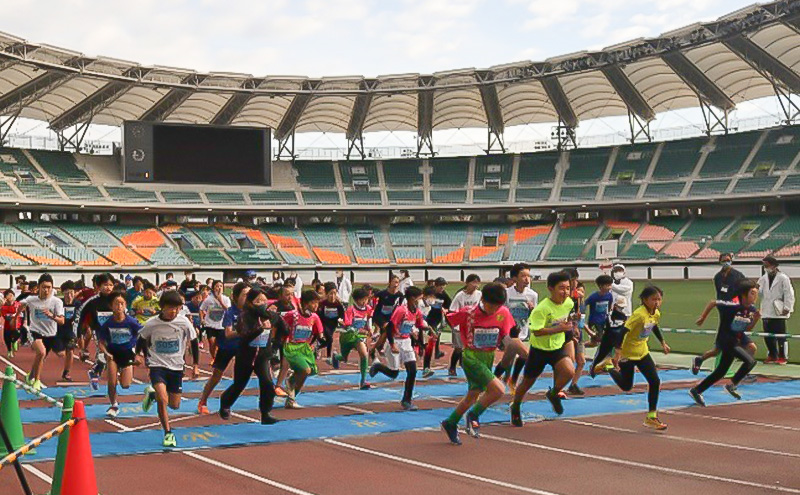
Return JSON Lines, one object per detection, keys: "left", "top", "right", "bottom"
{"left": 433, "top": 247, "right": 465, "bottom": 264}
{"left": 606, "top": 220, "right": 640, "bottom": 235}
{"left": 513, "top": 226, "right": 552, "bottom": 244}
{"left": 313, "top": 248, "right": 351, "bottom": 264}
{"left": 469, "top": 246, "right": 502, "bottom": 261}
{"left": 638, "top": 225, "right": 677, "bottom": 242}
{"left": 121, "top": 229, "right": 165, "bottom": 248}
{"left": 105, "top": 247, "right": 147, "bottom": 266}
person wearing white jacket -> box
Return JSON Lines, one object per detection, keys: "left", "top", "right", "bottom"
{"left": 335, "top": 269, "right": 352, "bottom": 306}
{"left": 758, "top": 255, "right": 795, "bottom": 364}
{"left": 610, "top": 264, "right": 634, "bottom": 316}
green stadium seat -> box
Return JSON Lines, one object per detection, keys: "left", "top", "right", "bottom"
{"left": 651, "top": 138, "right": 703, "bottom": 179}
{"left": 781, "top": 174, "right": 800, "bottom": 190}
{"left": 389, "top": 225, "right": 426, "bottom": 246}
{"left": 430, "top": 157, "right": 469, "bottom": 188}
{"left": 61, "top": 185, "right": 105, "bottom": 202}
{"left": 770, "top": 217, "right": 800, "bottom": 238}
{"left": 546, "top": 244, "right": 586, "bottom": 261}
{"left": 105, "top": 187, "right": 159, "bottom": 203}
{"left": 564, "top": 149, "right": 610, "bottom": 184}
{"left": 162, "top": 191, "right": 203, "bottom": 204}
{"left": 183, "top": 249, "right": 230, "bottom": 265}
{"left": 560, "top": 186, "right": 598, "bottom": 201}
{"left": 348, "top": 228, "right": 390, "bottom": 263}
{"left": 17, "top": 182, "right": 61, "bottom": 200}
{"left": 725, "top": 215, "right": 781, "bottom": 240}
{"left": 430, "top": 190, "right": 467, "bottom": 204}
{"left": 0, "top": 181, "right": 17, "bottom": 197}
{"left": 740, "top": 238, "right": 790, "bottom": 258}
{"left": 136, "top": 246, "right": 191, "bottom": 266}
{"left": 382, "top": 159, "right": 423, "bottom": 189}
{"left": 603, "top": 184, "right": 639, "bottom": 200}
{"left": 473, "top": 188, "right": 509, "bottom": 203}
{"left": 748, "top": 126, "right": 800, "bottom": 172}
{"left": 733, "top": 176, "right": 778, "bottom": 194}
{"left": 345, "top": 191, "right": 382, "bottom": 205}
{"left": 0, "top": 224, "right": 34, "bottom": 246}
{"left": 699, "top": 131, "right": 760, "bottom": 178}
{"left": 475, "top": 154, "right": 513, "bottom": 186}
{"left": 59, "top": 224, "right": 117, "bottom": 246}
{"left": 0, "top": 247, "right": 33, "bottom": 266}
{"left": 695, "top": 241, "right": 747, "bottom": 259}
{"left": 688, "top": 180, "right": 730, "bottom": 197}
{"left": 643, "top": 182, "right": 685, "bottom": 198}
{"left": 339, "top": 160, "right": 379, "bottom": 186}
{"left": 394, "top": 247, "right": 426, "bottom": 263}
{"left": 206, "top": 192, "right": 245, "bottom": 204}
{"left": 303, "top": 225, "right": 345, "bottom": 247}
{"left": 387, "top": 190, "right": 424, "bottom": 204}
{"left": 13, "top": 247, "right": 72, "bottom": 266}
{"left": 293, "top": 160, "right": 336, "bottom": 189}
{"left": 515, "top": 188, "right": 551, "bottom": 203}
{"left": 681, "top": 217, "right": 734, "bottom": 240}
{"left": 52, "top": 247, "right": 112, "bottom": 266}
{"left": 621, "top": 244, "right": 659, "bottom": 260}
{"left": 518, "top": 151, "right": 558, "bottom": 186}
{"left": 610, "top": 143, "right": 657, "bottom": 181}
{"left": 432, "top": 246, "right": 465, "bottom": 263}
{"left": 28, "top": 150, "right": 88, "bottom": 182}
{"left": 430, "top": 224, "right": 468, "bottom": 246}
{"left": 302, "top": 191, "right": 340, "bottom": 205}
{"left": 249, "top": 191, "right": 298, "bottom": 205}
{"left": 225, "top": 249, "right": 279, "bottom": 264}
{"left": 507, "top": 244, "right": 544, "bottom": 262}
{"left": 189, "top": 227, "right": 228, "bottom": 248}
{"left": 0, "top": 148, "right": 42, "bottom": 179}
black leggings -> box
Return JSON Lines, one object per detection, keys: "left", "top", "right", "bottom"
{"left": 220, "top": 346, "right": 275, "bottom": 417}
{"left": 592, "top": 329, "right": 620, "bottom": 368}
{"left": 320, "top": 327, "right": 336, "bottom": 358}
{"left": 695, "top": 345, "right": 756, "bottom": 393}
{"left": 610, "top": 354, "right": 660, "bottom": 412}
{"left": 3, "top": 326, "right": 19, "bottom": 350}
{"left": 763, "top": 319, "right": 787, "bottom": 359}
{"left": 372, "top": 361, "right": 417, "bottom": 403}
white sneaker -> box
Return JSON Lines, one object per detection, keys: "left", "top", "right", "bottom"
{"left": 106, "top": 403, "right": 120, "bottom": 418}
{"left": 285, "top": 399, "right": 304, "bottom": 410}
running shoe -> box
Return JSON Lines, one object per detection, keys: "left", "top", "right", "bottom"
{"left": 219, "top": 408, "right": 231, "bottom": 420}
{"left": 11, "top": 340, "right": 18, "bottom": 353}
{"left": 567, "top": 384, "right": 584, "bottom": 396}
{"left": 688, "top": 388, "right": 706, "bottom": 407}
{"left": 510, "top": 401, "right": 523, "bottom": 427}
{"left": 79, "top": 350, "right": 89, "bottom": 362}
{"left": 546, "top": 388, "right": 564, "bottom": 415}
{"left": 142, "top": 385, "right": 156, "bottom": 413}
{"left": 87, "top": 369, "right": 99, "bottom": 391}
{"left": 368, "top": 363, "right": 380, "bottom": 378}
{"left": 741, "top": 374, "right": 758, "bottom": 384}
{"left": 435, "top": 351, "right": 446, "bottom": 360}
{"left": 441, "top": 420, "right": 462, "bottom": 445}
{"left": 106, "top": 404, "right": 119, "bottom": 418}
{"left": 557, "top": 390, "right": 567, "bottom": 400}
{"left": 32, "top": 380, "right": 42, "bottom": 392}
{"left": 360, "top": 382, "right": 372, "bottom": 390}
{"left": 422, "top": 368, "right": 434, "bottom": 379}
{"left": 447, "top": 369, "right": 458, "bottom": 378}
{"left": 401, "top": 401, "right": 418, "bottom": 411}
{"left": 6, "top": 351, "right": 12, "bottom": 358}
{"left": 24, "top": 374, "right": 33, "bottom": 386}
{"left": 197, "top": 403, "right": 210, "bottom": 415}
{"left": 285, "top": 399, "right": 303, "bottom": 410}
{"left": 331, "top": 354, "right": 340, "bottom": 370}
{"left": 589, "top": 363, "right": 597, "bottom": 379}
{"left": 643, "top": 415, "right": 667, "bottom": 430}
{"left": 465, "top": 411, "right": 480, "bottom": 438}
{"left": 724, "top": 383, "right": 742, "bottom": 400}
{"left": 691, "top": 356, "right": 702, "bottom": 375}
{"left": 61, "top": 371, "right": 72, "bottom": 382}
{"left": 274, "top": 386, "right": 288, "bottom": 397}
{"left": 261, "top": 414, "right": 280, "bottom": 425}
{"left": 764, "top": 356, "right": 778, "bottom": 364}
{"left": 777, "top": 358, "right": 788, "bottom": 365}
{"left": 163, "top": 432, "right": 177, "bottom": 448}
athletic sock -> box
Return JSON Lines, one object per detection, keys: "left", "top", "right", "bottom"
{"left": 359, "top": 357, "right": 368, "bottom": 383}
{"left": 469, "top": 403, "right": 487, "bottom": 418}
{"left": 445, "top": 410, "right": 462, "bottom": 427}
{"left": 647, "top": 411, "right": 657, "bottom": 419}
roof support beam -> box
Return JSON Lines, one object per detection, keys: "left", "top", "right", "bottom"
{"left": 139, "top": 74, "right": 207, "bottom": 122}
{"left": 416, "top": 76, "right": 435, "bottom": 157}
{"left": 723, "top": 34, "right": 800, "bottom": 94}
{"left": 600, "top": 65, "right": 655, "bottom": 121}
{"left": 346, "top": 79, "right": 378, "bottom": 160}
{"left": 0, "top": 71, "right": 70, "bottom": 116}
{"left": 209, "top": 77, "right": 264, "bottom": 126}
{"left": 661, "top": 51, "right": 735, "bottom": 111}
{"left": 540, "top": 76, "right": 577, "bottom": 128}
{"left": 476, "top": 70, "right": 505, "bottom": 154}
{"left": 274, "top": 80, "right": 320, "bottom": 141}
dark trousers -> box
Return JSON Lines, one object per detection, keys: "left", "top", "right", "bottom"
{"left": 610, "top": 354, "right": 661, "bottom": 412}
{"left": 220, "top": 346, "right": 275, "bottom": 417}
{"left": 763, "top": 319, "right": 787, "bottom": 359}
{"left": 695, "top": 344, "right": 756, "bottom": 393}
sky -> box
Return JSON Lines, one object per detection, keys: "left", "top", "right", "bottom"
{"left": 0, "top": 0, "right": 781, "bottom": 153}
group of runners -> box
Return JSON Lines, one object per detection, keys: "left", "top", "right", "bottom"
{"left": 0, "top": 258, "right": 788, "bottom": 448}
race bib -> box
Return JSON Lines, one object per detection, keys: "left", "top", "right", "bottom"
{"left": 432, "top": 299, "right": 444, "bottom": 309}
{"left": 639, "top": 322, "right": 655, "bottom": 339}
{"left": 97, "top": 312, "right": 112, "bottom": 326}
{"left": 250, "top": 331, "right": 270, "bottom": 348}
{"left": 381, "top": 305, "right": 393, "bottom": 316}
{"left": 294, "top": 325, "right": 312, "bottom": 341}
{"left": 109, "top": 327, "right": 132, "bottom": 345}
{"left": 399, "top": 320, "right": 414, "bottom": 337}
{"left": 351, "top": 318, "right": 367, "bottom": 330}
{"left": 509, "top": 303, "right": 529, "bottom": 323}
{"left": 473, "top": 327, "right": 499, "bottom": 349}
{"left": 731, "top": 315, "right": 750, "bottom": 333}
{"left": 596, "top": 301, "right": 609, "bottom": 314}
{"left": 209, "top": 309, "right": 225, "bottom": 321}
{"left": 154, "top": 339, "right": 180, "bottom": 354}
{"left": 324, "top": 307, "right": 339, "bottom": 319}
{"left": 64, "top": 307, "right": 75, "bottom": 320}
{"left": 33, "top": 309, "right": 48, "bottom": 321}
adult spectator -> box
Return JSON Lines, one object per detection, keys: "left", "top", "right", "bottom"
{"left": 336, "top": 269, "right": 352, "bottom": 305}
{"left": 179, "top": 270, "right": 195, "bottom": 294}
{"left": 397, "top": 270, "right": 414, "bottom": 295}
{"left": 758, "top": 255, "right": 795, "bottom": 364}
{"left": 610, "top": 264, "right": 634, "bottom": 316}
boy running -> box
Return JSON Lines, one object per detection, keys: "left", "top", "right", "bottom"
{"left": 56, "top": 281, "right": 78, "bottom": 382}
{"left": 496, "top": 264, "right": 538, "bottom": 390}
{"left": 510, "top": 271, "right": 575, "bottom": 426}
{"left": 199, "top": 280, "right": 230, "bottom": 360}
{"left": 282, "top": 290, "right": 324, "bottom": 409}
{"left": 585, "top": 275, "right": 614, "bottom": 349}
{"left": 441, "top": 283, "right": 516, "bottom": 445}
{"left": 138, "top": 291, "right": 199, "bottom": 448}
{"left": 690, "top": 280, "right": 760, "bottom": 405}
{"left": 2, "top": 289, "right": 20, "bottom": 357}
{"left": 590, "top": 296, "right": 628, "bottom": 378}
{"left": 448, "top": 275, "right": 482, "bottom": 377}
{"left": 97, "top": 291, "right": 143, "bottom": 418}
{"left": 369, "top": 286, "right": 430, "bottom": 411}
{"left": 318, "top": 282, "right": 345, "bottom": 360}
{"left": 371, "top": 275, "right": 404, "bottom": 361}
{"left": 16, "top": 274, "right": 65, "bottom": 391}
{"left": 331, "top": 288, "right": 373, "bottom": 389}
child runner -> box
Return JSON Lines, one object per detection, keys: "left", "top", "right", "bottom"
{"left": 422, "top": 277, "right": 451, "bottom": 362}
{"left": 689, "top": 280, "right": 760, "bottom": 406}
{"left": 441, "top": 283, "right": 516, "bottom": 445}
{"left": 497, "top": 263, "right": 538, "bottom": 391}
{"left": 610, "top": 286, "right": 670, "bottom": 430}
{"left": 420, "top": 286, "right": 439, "bottom": 378}
{"left": 198, "top": 282, "right": 249, "bottom": 415}
{"left": 567, "top": 276, "right": 587, "bottom": 396}
{"left": 590, "top": 296, "right": 628, "bottom": 378}
{"left": 132, "top": 282, "right": 160, "bottom": 325}
{"left": 585, "top": 274, "right": 614, "bottom": 352}
{"left": 331, "top": 288, "right": 373, "bottom": 389}
{"left": 318, "top": 282, "right": 345, "bottom": 360}
{"left": 16, "top": 274, "right": 65, "bottom": 391}
{"left": 510, "top": 270, "right": 575, "bottom": 426}
{"left": 2, "top": 289, "right": 21, "bottom": 357}
{"left": 57, "top": 281, "right": 78, "bottom": 382}
{"left": 97, "top": 291, "right": 143, "bottom": 418}
{"left": 219, "top": 288, "right": 282, "bottom": 424}
{"left": 138, "top": 291, "right": 199, "bottom": 447}
{"left": 273, "top": 284, "right": 298, "bottom": 397}
{"left": 369, "top": 286, "right": 430, "bottom": 411}
{"left": 75, "top": 274, "right": 115, "bottom": 389}
{"left": 283, "top": 290, "right": 324, "bottom": 409}
{"left": 448, "top": 275, "right": 483, "bottom": 377}
{"left": 371, "top": 275, "right": 404, "bottom": 361}
{"left": 199, "top": 280, "right": 230, "bottom": 360}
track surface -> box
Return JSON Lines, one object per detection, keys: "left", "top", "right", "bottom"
{"left": 2, "top": 342, "right": 800, "bottom": 495}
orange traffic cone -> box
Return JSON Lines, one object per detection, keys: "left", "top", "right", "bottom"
{"left": 59, "top": 401, "right": 97, "bottom": 495}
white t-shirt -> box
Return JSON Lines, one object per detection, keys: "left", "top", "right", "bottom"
{"left": 23, "top": 295, "right": 64, "bottom": 338}
{"left": 139, "top": 315, "right": 197, "bottom": 371}
{"left": 200, "top": 294, "right": 231, "bottom": 329}
{"left": 450, "top": 290, "right": 482, "bottom": 311}
{"left": 506, "top": 286, "right": 539, "bottom": 340}
{"left": 398, "top": 277, "right": 414, "bottom": 295}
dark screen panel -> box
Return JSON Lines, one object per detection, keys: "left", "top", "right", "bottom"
{"left": 152, "top": 124, "right": 268, "bottom": 185}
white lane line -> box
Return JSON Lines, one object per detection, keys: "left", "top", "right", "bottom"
{"left": 231, "top": 411, "right": 259, "bottom": 423}
{"left": 105, "top": 419, "right": 132, "bottom": 431}
{"left": 563, "top": 419, "right": 800, "bottom": 459}
{"left": 323, "top": 439, "right": 561, "bottom": 495}
{"left": 481, "top": 433, "right": 800, "bottom": 493}
{"left": 182, "top": 451, "right": 318, "bottom": 495}
{"left": 22, "top": 464, "right": 52, "bottom": 483}
{"left": 129, "top": 413, "right": 202, "bottom": 432}
{"left": 667, "top": 410, "right": 800, "bottom": 432}
{"left": 339, "top": 404, "right": 375, "bottom": 414}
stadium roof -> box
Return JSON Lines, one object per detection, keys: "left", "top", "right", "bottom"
{"left": 2, "top": 1, "right": 800, "bottom": 151}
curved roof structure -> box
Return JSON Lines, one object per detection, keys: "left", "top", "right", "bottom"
{"left": 2, "top": 1, "right": 800, "bottom": 145}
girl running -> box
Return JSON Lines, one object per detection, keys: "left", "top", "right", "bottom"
{"left": 318, "top": 282, "right": 345, "bottom": 360}
{"left": 199, "top": 280, "right": 230, "bottom": 360}
{"left": 2, "top": 289, "right": 20, "bottom": 357}
{"left": 283, "top": 290, "right": 324, "bottom": 409}
{"left": 219, "top": 287, "right": 283, "bottom": 424}
{"left": 441, "top": 283, "right": 516, "bottom": 445}
{"left": 610, "top": 286, "right": 670, "bottom": 430}
{"left": 689, "top": 280, "right": 760, "bottom": 406}
{"left": 331, "top": 288, "right": 373, "bottom": 389}
{"left": 97, "top": 291, "right": 143, "bottom": 418}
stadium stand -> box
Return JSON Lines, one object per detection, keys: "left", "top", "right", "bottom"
{"left": 12, "top": 247, "right": 71, "bottom": 266}
{"left": 0, "top": 182, "right": 17, "bottom": 197}
{"left": 651, "top": 137, "right": 703, "bottom": 179}
{"left": 0, "top": 247, "right": 34, "bottom": 266}
{"left": 610, "top": 143, "right": 656, "bottom": 181}
{"left": 262, "top": 225, "right": 315, "bottom": 264}
{"left": 430, "top": 190, "right": 468, "bottom": 204}
{"left": 733, "top": 176, "right": 779, "bottom": 194}
{"left": 775, "top": 241, "right": 800, "bottom": 256}
{"left": 206, "top": 192, "right": 246, "bottom": 204}
{"left": 642, "top": 182, "right": 685, "bottom": 198}
{"left": 518, "top": 151, "right": 558, "bottom": 186}
{"left": 60, "top": 185, "right": 105, "bottom": 201}
{"left": 694, "top": 241, "right": 748, "bottom": 259}
{"left": 430, "top": 157, "right": 470, "bottom": 188}
{"left": 387, "top": 190, "right": 424, "bottom": 205}
{"left": 748, "top": 126, "right": 800, "bottom": 172}
{"left": 473, "top": 188, "right": 510, "bottom": 203}
{"left": 17, "top": 182, "right": 61, "bottom": 200}
{"left": 345, "top": 191, "right": 383, "bottom": 205}
{"left": 394, "top": 247, "right": 426, "bottom": 264}
{"left": 433, "top": 246, "right": 465, "bottom": 263}
{"left": 389, "top": 224, "right": 426, "bottom": 246}
{"left": 135, "top": 247, "right": 191, "bottom": 266}
{"left": 638, "top": 217, "right": 686, "bottom": 242}
{"left": 699, "top": 131, "right": 761, "bottom": 178}
{"left": 293, "top": 160, "right": 336, "bottom": 189}
{"left": 107, "top": 226, "right": 167, "bottom": 247}
{"left": 560, "top": 186, "right": 598, "bottom": 201}
{"left": 738, "top": 238, "right": 790, "bottom": 258}
{"left": 183, "top": 249, "right": 230, "bottom": 265}
{"left": 225, "top": 249, "right": 279, "bottom": 265}
{"left": 688, "top": 180, "right": 729, "bottom": 197}
{"left": 546, "top": 222, "right": 598, "bottom": 260}
{"left": 725, "top": 215, "right": 782, "bottom": 240}
{"left": 769, "top": 216, "right": 800, "bottom": 238}
{"left": 304, "top": 225, "right": 352, "bottom": 264}
{"left": 0, "top": 147, "right": 43, "bottom": 179}
{"left": 515, "top": 188, "right": 552, "bottom": 203}
{"left": 28, "top": 150, "right": 88, "bottom": 182}
{"left": 216, "top": 226, "right": 269, "bottom": 250}
{"left": 105, "top": 187, "right": 159, "bottom": 203}
{"left": 249, "top": 191, "right": 298, "bottom": 205}
{"left": 382, "top": 159, "right": 424, "bottom": 189}
{"left": 563, "top": 149, "right": 610, "bottom": 184}
{"left": 680, "top": 217, "right": 733, "bottom": 240}
{"left": 302, "top": 191, "right": 340, "bottom": 205}
{"left": 603, "top": 184, "right": 640, "bottom": 200}
{"left": 621, "top": 243, "right": 659, "bottom": 260}
{"left": 52, "top": 247, "right": 112, "bottom": 266}
{"left": 59, "top": 224, "right": 118, "bottom": 247}
{"left": 0, "top": 224, "right": 34, "bottom": 246}
{"left": 781, "top": 174, "right": 800, "bottom": 190}
{"left": 189, "top": 226, "right": 229, "bottom": 248}
{"left": 475, "top": 154, "right": 513, "bottom": 186}
{"left": 469, "top": 225, "right": 508, "bottom": 262}
{"left": 340, "top": 160, "right": 379, "bottom": 187}
{"left": 348, "top": 228, "right": 391, "bottom": 264}
{"left": 658, "top": 241, "right": 701, "bottom": 259}
{"left": 162, "top": 191, "right": 204, "bottom": 204}
{"left": 507, "top": 224, "right": 551, "bottom": 262}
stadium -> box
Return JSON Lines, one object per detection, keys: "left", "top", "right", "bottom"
{"left": 1, "top": 1, "right": 800, "bottom": 494}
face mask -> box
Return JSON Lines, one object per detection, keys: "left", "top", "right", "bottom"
{"left": 767, "top": 267, "right": 777, "bottom": 274}
{"left": 721, "top": 261, "right": 732, "bottom": 267}
{"left": 612, "top": 272, "right": 623, "bottom": 281}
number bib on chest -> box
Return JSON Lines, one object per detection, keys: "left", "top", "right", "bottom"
{"left": 109, "top": 327, "right": 132, "bottom": 345}
{"left": 639, "top": 322, "right": 655, "bottom": 339}
{"left": 399, "top": 320, "right": 414, "bottom": 337}
{"left": 294, "top": 325, "right": 312, "bottom": 341}
{"left": 351, "top": 318, "right": 367, "bottom": 330}
{"left": 473, "top": 327, "right": 499, "bottom": 350}
{"left": 731, "top": 315, "right": 751, "bottom": 333}
{"left": 595, "top": 301, "right": 609, "bottom": 314}
{"left": 97, "top": 312, "right": 112, "bottom": 327}
{"left": 64, "top": 307, "right": 75, "bottom": 320}
{"left": 381, "top": 306, "right": 394, "bottom": 316}
{"left": 324, "top": 307, "right": 339, "bottom": 319}
{"left": 33, "top": 309, "right": 49, "bottom": 321}
{"left": 250, "top": 331, "right": 270, "bottom": 348}
{"left": 154, "top": 338, "right": 180, "bottom": 354}
{"left": 209, "top": 309, "right": 225, "bottom": 322}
